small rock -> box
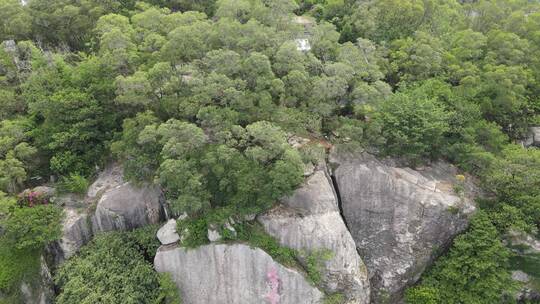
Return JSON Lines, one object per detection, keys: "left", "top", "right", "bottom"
{"left": 207, "top": 225, "right": 222, "bottom": 242}
{"left": 531, "top": 127, "right": 540, "bottom": 147}
{"left": 207, "top": 219, "right": 237, "bottom": 242}
{"left": 303, "top": 162, "right": 315, "bottom": 176}
{"left": 507, "top": 230, "right": 540, "bottom": 253}
{"left": 512, "top": 270, "right": 530, "bottom": 283}
{"left": 224, "top": 222, "right": 237, "bottom": 238}
{"left": 32, "top": 186, "right": 56, "bottom": 198}
{"left": 288, "top": 135, "right": 311, "bottom": 148}
{"left": 157, "top": 219, "right": 180, "bottom": 245}
{"left": 177, "top": 212, "right": 189, "bottom": 221}
{"left": 523, "top": 127, "right": 540, "bottom": 147}
{"left": 243, "top": 213, "right": 257, "bottom": 221}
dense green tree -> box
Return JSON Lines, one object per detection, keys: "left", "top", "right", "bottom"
{"left": 367, "top": 91, "right": 451, "bottom": 164}
{"left": 406, "top": 212, "right": 515, "bottom": 304}
{"left": 0, "top": 0, "right": 31, "bottom": 41}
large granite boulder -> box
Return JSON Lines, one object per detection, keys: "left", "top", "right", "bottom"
{"left": 259, "top": 168, "right": 370, "bottom": 304}
{"left": 92, "top": 181, "right": 164, "bottom": 232}
{"left": 44, "top": 164, "right": 166, "bottom": 268}
{"left": 154, "top": 244, "right": 324, "bottom": 304}
{"left": 330, "top": 151, "right": 476, "bottom": 303}
{"left": 57, "top": 208, "right": 92, "bottom": 260}
{"left": 88, "top": 163, "right": 166, "bottom": 232}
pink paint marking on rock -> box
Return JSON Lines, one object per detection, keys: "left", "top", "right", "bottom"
{"left": 265, "top": 266, "right": 280, "bottom": 304}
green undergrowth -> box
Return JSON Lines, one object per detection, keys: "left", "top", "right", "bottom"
{"left": 54, "top": 227, "right": 179, "bottom": 304}
{"left": 56, "top": 173, "right": 89, "bottom": 195}
{"left": 510, "top": 251, "right": 540, "bottom": 292}
{"left": 303, "top": 248, "right": 334, "bottom": 285}
{"left": 323, "top": 293, "right": 346, "bottom": 304}
{"left": 236, "top": 222, "right": 334, "bottom": 286}
{"left": 235, "top": 222, "right": 299, "bottom": 268}
{"left": 0, "top": 245, "right": 41, "bottom": 303}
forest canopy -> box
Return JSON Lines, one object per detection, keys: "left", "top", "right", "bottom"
{"left": 0, "top": 0, "right": 539, "bottom": 303}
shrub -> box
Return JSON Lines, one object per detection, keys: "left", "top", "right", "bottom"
{"left": 406, "top": 212, "right": 516, "bottom": 304}
{"left": 58, "top": 173, "right": 89, "bottom": 194}
{"left": 0, "top": 245, "right": 40, "bottom": 295}
{"left": 176, "top": 216, "right": 209, "bottom": 248}
{"left": 0, "top": 193, "right": 61, "bottom": 300}
{"left": 323, "top": 293, "right": 346, "bottom": 304}
{"left": 55, "top": 231, "right": 181, "bottom": 304}
{"left": 126, "top": 224, "right": 161, "bottom": 260}
{"left": 235, "top": 222, "right": 298, "bottom": 268}
{"left": 304, "top": 249, "right": 333, "bottom": 285}
{"left": 17, "top": 190, "right": 50, "bottom": 207}
{"left": 368, "top": 92, "right": 451, "bottom": 165}
{"left": 1, "top": 196, "right": 63, "bottom": 250}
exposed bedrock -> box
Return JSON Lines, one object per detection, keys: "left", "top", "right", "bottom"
{"left": 258, "top": 167, "right": 370, "bottom": 304}
{"left": 154, "top": 243, "right": 324, "bottom": 304}
{"left": 329, "top": 150, "right": 476, "bottom": 303}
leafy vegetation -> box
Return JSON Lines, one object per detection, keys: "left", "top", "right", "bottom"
{"left": 54, "top": 229, "right": 180, "bottom": 304}
{"left": 405, "top": 212, "right": 516, "bottom": 304}
{"left": 0, "top": 192, "right": 62, "bottom": 301}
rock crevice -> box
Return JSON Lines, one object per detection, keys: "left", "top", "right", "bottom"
{"left": 258, "top": 166, "right": 371, "bottom": 304}
{"left": 329, "top": 149, "right": 477, "bottom": 303}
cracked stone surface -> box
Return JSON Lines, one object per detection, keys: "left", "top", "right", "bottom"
{"left": 57, "top": 208, "right": 92, "bottom": 260}
{"left": 91, "top": 181, "right": 165, "bottom": 232}
{"left": 259, "top": 168, "right": 370, "bottom": 304}
{"left": 330, "top": 150, "right": 476, "bottom": 303}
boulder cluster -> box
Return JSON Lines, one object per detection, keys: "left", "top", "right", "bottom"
{"left": 25, "top": 150, "right": 479, "bottom": 304}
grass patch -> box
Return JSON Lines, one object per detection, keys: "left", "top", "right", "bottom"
{"left": 57, "top": 173, "right": 89, "bottom": 194}
{"left": 235, "top": 222, "right": 298, "bottom": 268}
{"left": 303, "top": 249, "right": 333, "bottom": 285}
{"left": 323, "top": 293, "right": 346, "bottom": 304}
{"left": 176, "top": 216, "right": 209, "bottom": 248}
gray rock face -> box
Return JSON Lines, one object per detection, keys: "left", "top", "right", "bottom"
{"left": 58, "top": 208, "right": 92, "bottom": 260}
{"left": 154, "top": 244, "right": 323, "bottom": 304}
{"left": 157, "top": 219, "right": 180, "bottom": 245}
{"left": 86, "top": 163, "right": 124, "bottom": 202}
{"left": 512, "top": 270, "right": 530, "bottom": 283}
{"left": 92, "top": 181, "right": 164, "bottom": 232}
{"left": 330, "top": 151, "right": 475, "bottom": 303}
{"left": 259, "top": 169, "right": 370, "bottom": 304}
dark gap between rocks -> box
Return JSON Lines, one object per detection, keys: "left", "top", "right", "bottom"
{"left": 329, "top": 172, "right": 351, "bottom": 233}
